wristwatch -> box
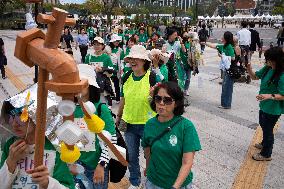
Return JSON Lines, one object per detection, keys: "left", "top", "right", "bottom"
{"left": 271, "top": 94, "right": 276, "bottom": 100}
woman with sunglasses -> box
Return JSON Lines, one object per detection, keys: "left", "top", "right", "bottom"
{"left": 246, "top": 47, "right": 284, "bottom": 161}
{"left": 142, "top": 82, "right": 201, "bottom": 189}
{"left": 0, "top": 98, "right": 75, "bottom": 189}
{"left": 116, "top": 45, "right": 158, "bottom": 189}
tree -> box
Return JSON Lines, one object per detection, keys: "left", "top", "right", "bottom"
{"left": 272, "top": 0, "right": 284, "bottom": 15}
{"left": 0, "top": 0, "right": 25, "bottom": 15}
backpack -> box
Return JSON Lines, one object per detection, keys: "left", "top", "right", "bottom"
{"left": 198, "top": 29, "right": 208, "bottom": 42}
{"left": 97, "top": 103, "right": 128, "bottom": 183}
{"left": 122, "top": 70, "right": 156, "bottom": 87}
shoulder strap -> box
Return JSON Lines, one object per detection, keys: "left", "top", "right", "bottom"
{"left": 149, "top": 71, "right": 156, "bottom": 87}
{"left": 122, "top": 70, "right": 133, "bottom": 85}
{"left": 97, "top": 103, "right": 104, "bottom": 117}
{"left": 149, "top": 117, "right": 183, "bottom": 147}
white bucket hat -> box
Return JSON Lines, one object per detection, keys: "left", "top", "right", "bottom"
{"left": 188, "top": 32, "right": 199, "bottom": 41}
{"left": 78, "top": 64, "right": 100, "bottom": 88}
{"left": 124, "top": 45, "right": 151, "bottom": 62}
{"left": 109, "top": 34, "right": 122, "bottom": 43}
{"left": 93, "top": 37, "right": 105, "bottom": 44}
{"left": 149, "top": 49, "right": 170, "bottom": 63}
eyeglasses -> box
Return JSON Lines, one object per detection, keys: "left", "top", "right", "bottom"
{"left": 9, "top": 115, "right": 27, "bottom": 127}
{"left": 154, "top": 95, "right": 175, "bottom": 105}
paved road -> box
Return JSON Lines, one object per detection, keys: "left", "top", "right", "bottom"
{"left": 0, "top": 29, "right": 283, "bottom": 189}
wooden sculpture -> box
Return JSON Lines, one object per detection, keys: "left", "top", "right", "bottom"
{"left": 14, "top": 7, "right": 127, "bottom": 168}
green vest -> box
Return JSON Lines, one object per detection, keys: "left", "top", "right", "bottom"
{"left": 122, "top": 71, "right": 155, "bottom": 124}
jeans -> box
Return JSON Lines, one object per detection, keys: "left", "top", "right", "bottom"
{"left": 259, "top": 110, "right": 280, "bottom": 158}
{"left": 74, "top": 162, "right": 109, "bottom": 189}
{"left": 184, "top": 69, "right": 192, "bottom": 91}
{"left": 79, "top": 45, "right": 88, "bottom": 63}
{"left": 145, "top": 179, "right": 192, "bottom": 189}
{"left": 125, "top": 124, "right": 145, "bottom": 186}
{"left": 200, "top": 44, "right": 205, "bottom": 53}
{"left": 221, "top": 71, "right": 234, "bottom": 108}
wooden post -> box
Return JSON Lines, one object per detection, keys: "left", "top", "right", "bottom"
{"left": 34, "top": 68, "right": 49, "bottom": 167}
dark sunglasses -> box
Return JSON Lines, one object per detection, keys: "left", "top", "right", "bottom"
{"left": 9, "top": 115, "right": 27, "bottom": 127}
{"left": 154, "top": 95, "right": 175, "bottom": 105}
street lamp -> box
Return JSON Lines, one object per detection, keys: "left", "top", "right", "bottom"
{"left": 25, "top": 0, "right": 42, "bottom": 83}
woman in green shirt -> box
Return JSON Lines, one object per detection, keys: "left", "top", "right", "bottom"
{"left": 137, "top": 27, "right": 148, "bottom": 45}
{"left": 84, "top": 37, "right": 115, "bottom": 108}
{"left": 246, "top": 47, "right": 284, "bottom": 161}
{"left": 142, "top": 82, "right": 201, "bottom": 189}
{"left": 120, "top": 36, "right": 137, "bottom": 76}
{"left": 204, "top": 31, "right": 236, "bottom": 109}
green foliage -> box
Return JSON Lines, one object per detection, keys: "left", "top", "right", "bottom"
{"left": 272, "top": 0, "right": 284, "bottom": 15}
{"left": 0, "top": 0, "right": 25, "bottom": 15}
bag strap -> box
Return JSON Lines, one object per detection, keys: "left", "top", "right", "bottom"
{"left": 149, "top": 117, "right": 183, "bottom": 147}
{"left": 97, "top": 103, "right": 104, "bottom": 117}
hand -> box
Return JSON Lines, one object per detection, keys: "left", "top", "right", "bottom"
{"left": 26, "top": 165, "right": 49, "bottom": 189}
{"left": 69, "top": 164, "right": 78, "bottom": 176}
{"left": 256, "top": 94, "right": 272, "bottom": 101}
{"left": 115, "top": 115, "right": 121, "bottom": 127}
{"left": 93, "top": 164, "right": 104, "bottom": 184}
{"left": 218, "top": 53, "right": 222, "bottom": 57}
{"left": 6, "top": 140, "right": 28, "bottom": 173}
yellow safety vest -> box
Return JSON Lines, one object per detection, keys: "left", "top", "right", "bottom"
{"left": 122, "top": 71, "right": 155, "bottom": 124}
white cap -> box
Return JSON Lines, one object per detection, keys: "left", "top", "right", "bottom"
{"left": 93, "top": 37, "right": 104, "bottom": 44}
{"left": 109, "top": 34, "right": 122, "bottom": 43}
{"left": 78, "top": 64, "right": 100, "bottom": 88}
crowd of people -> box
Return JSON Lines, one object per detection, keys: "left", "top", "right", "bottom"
{"left": 0, "top": 19, "right": 283, "bottom": 189}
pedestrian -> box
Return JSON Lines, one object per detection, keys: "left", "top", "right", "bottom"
{"left": 204, "top": 31, "right": 235, "bottom": 109}
{"left": 71, "top": 64, "right": 117, "bottom": 188}
{"left": 108, "top": 34, "right": 123, "bottom": 104}
{"left": 116, "top": 45, "right": 158, "bottom": 189}
{"left": 198, "top": 24, "right": 209, "bottom": 54}
{"left": 277, "top": 22, "right": 284, "bottom": 47}
{"left": 0, "top": 90, "right": 75, "bottom": 189}
{"left": 142, "top": 82, "right": 201, "bottom": 189}
{"left": 249, "top": 22, "right": 261, "bottom": 59}
{"left": 76, "top": 28, "right": 89, "bottom": 63}
{"left": 87, "top": 24, "right": 96, "bottom": 45}
{"left": 137, "top": 27, "right": 148, "bottom": 45}
{"left": 0, "top": 38, "right": 7, "bottom": 79}
{"left": 237, "top": 21, "right": 252, "bottom": 83}
{"left": 120, "top": 37, "right": 137, "bottom": 76}
{"left": 149, "top": 48, "right": 169, "bottom": 83}
{"left": 246, "top": 47, "right": 284, "bottom": 161}
{"left": 147, "top": 32, "right": 165, "bottom": 50}
{"left": 60, "top": 27, "right": 74, "bottom": 55}
{"left": 84, "top": 37, "right": 115, "bottom": 108}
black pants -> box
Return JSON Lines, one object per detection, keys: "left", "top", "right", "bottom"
{"left": 277, "top": 37, "right": 284, "bottom": 46}
{"left": 259, "top": 110, "right": 280, "bottom": 157}
{"left": 79, "top": 45, "right": 88, "bottom": 63}
{"left": 112, "top": 75, "right": 120, "bottom": 102}
{"left": 0, "top": 65, "right": 5, "bottom": 78}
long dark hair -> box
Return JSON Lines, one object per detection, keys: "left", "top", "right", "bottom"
{"left": 264, "top": 47, "right": 284, "bottom": 84}
{"left": 223, "top": 31, "right": 234, "bottom": 47}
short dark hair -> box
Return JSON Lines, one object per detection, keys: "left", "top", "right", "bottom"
{"left": 249, "top": 22, "right": 255, "bottom": 28}
{"left": 166, "top": 27, "right": 178, "bottom": 40}
{"left": 223, "top": 31, "right": 234, "bottom": 47}
{"left": 241, "top": 21, "right": 248, "bottom": 28}
{"left": 88, "top": 85, "right": 101, "bottom": 104}
{"left": 150, "top": 82, "right": 185, "bottom": 116}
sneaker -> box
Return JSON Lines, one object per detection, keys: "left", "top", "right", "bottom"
{"left": 185, "top": 90, "right": 190, "bottom": 96}
{"left": 128, "top": 184, "right": 140, "bottom": 189}
{"left": 218, "top": 105, "right": 231, "bottom": 109}
{"left": 252, "top": 153, "right": 272, "bottom": 161}
{"left": 254, "top": 143, "right": 263, "bottom": 149}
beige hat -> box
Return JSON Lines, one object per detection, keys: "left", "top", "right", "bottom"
{"left": 124, "top": 45, "right": 151, "bottom": 62}
{"left": 78, "top": 64, "right": 100, "bottom": 88}
{"left": 109, "top": 34, "right": 122, "bottom": 43}
{"left": 93, "top": 37, "right": 104, "bottom": 44}
{"left": 188, "top": 32, "right": 199, "bottom": 41}
{"left": 149, "top": 49, "right": 170, "bottom": 63}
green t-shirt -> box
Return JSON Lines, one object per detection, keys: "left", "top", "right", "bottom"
{"left": 125, "top": 29, "right": 136, "bottom": 41}
{"left": 74, "top": 101, "right": 116, "bottom": 169}
{"left": 255, "top": 66, "right": 284, "bottom": 115}
{"left": 156, "top": 64, "right": 169, "bottom": 82}
{"left": 87, "top": 27, "right": 95, "bottom": 38}
{"left": 0, "top": 137, "right": 75, "bottom": 189}
{"left": 142, "top": 116, "right": 201, "bottom": 188}
{"left": 120, "top": 47, "right": 132, "bottom": 74}
{"left": 181, "top": 42, "right": 191, "bottom": 70}
{"left": 216, "top": 44, "right": 235, "bottom": 57}
{"left": 85, "top": 53, "right": 114, "bottom": 69}
{"left": 138, "top": 33, "right": 148, "bottom": 43}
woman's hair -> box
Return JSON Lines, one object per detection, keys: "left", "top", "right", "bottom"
{"left": 0, "top": 38, "right": 4, "bottom": 46}
{"left": 223, "top": 31, "right": 234, "bottom": 47}
{"left": 88, "top": 85, "right": 101, "bottom": 104}
{"left": 166, "top": 27, "right": 177, "bottom": 40}
{"left": 143, "top": 60, "right": 151, "bottom": 71}
{"left": 264, "top": 47, "right": 284, "bottom": 84}
{"left": 150, "top": 82, "right": 185, "bottom": 116}
{"left": 127, "top": 36, "right": 137, "bottom": 45}
{"left": 151, "top": 32, "right": 160, "bottom": 39}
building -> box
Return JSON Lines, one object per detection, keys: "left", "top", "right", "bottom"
{"left": 44, "top": 0, "right": 59, "bottom": 4}
{"left": 148, "top": 0, "right": 203, "bottom": 12}
{"left": 235, "top": 0, "right": 256, "bottom": 15}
